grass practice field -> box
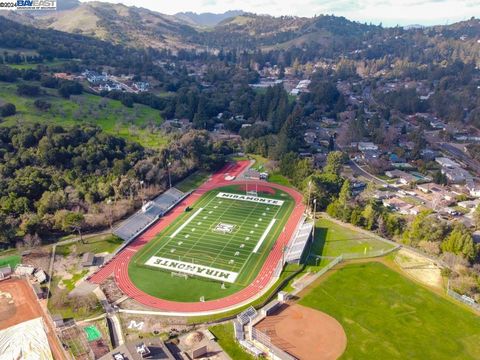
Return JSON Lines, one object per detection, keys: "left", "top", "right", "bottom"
{"left": 300, "top": 262, "right": 480, "bottom": 360}
{"left": 129, "top": 185, "right": 294, "bottom": 302}
{"left": 307, "top": 217, "right": 396, "bottom": 267}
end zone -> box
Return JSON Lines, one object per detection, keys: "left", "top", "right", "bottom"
{"left": 145, "top": 256, "right": 239, "bottom": 283}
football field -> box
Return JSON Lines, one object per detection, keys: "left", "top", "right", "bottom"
{"left": 130, "top": 185, "right": 294, "bottom": 300}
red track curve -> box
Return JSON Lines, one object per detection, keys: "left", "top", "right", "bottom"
{"left": 89, "top": 161, "right": 305, "bottom": 313}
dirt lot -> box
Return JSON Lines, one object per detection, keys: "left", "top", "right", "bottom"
{"left": 394, "top": 248, "right": 443, "bottom": 289}
{"left": 254, "top": 303, "right": 347, "bottom": 360}
{"left": 0, "top": 278, "right": 65, "bottom": 359}
{"left": 22, "top": 248, "right": 51, "bottom": 276}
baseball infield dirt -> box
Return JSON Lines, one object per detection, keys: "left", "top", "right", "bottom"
{"left": 0, "top": 279, "right": 65, "bottom": 359}
{"left": 254, "top": 303, "right": 347, "bottom": 360}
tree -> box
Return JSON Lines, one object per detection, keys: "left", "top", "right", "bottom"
{"left": 23, "top": 233, "right": 41, "bottom": 248}
{"left": 58, "top": 81, "right": 82, "bottom": 98}
{"left": 308, "top": 172, "right": 343, "bottom": 210}
{"left": 338, "top": 179, "right": 351, "bottom": 206}
{"left": 54, "top": 210, "right": 85, "bottom": 241}
{"left": 402, "top": 211, "right": 448, "bottom": 246}
{"left": 474, "top": 205, "right": 480, "bottom": 230}
{"left": 0, "top": 103, "right": 16, "bottom": 117}
{"left": 362, "top": 201, "right": 378, "bottom": 230}
{"left": 441, "top": 224, "right": 476, "bottom": 261}
{"left": 16, "top": 84, "right": 40, "bottom": 96}
{"left": 323, "top": 151, "right": 346, "bottom": 175}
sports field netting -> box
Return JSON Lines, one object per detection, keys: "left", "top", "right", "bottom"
{"left": 144, "top": 191, "right": 286, "bottom": 283}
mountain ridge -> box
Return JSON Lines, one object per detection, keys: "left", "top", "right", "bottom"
{"left": 174, "top": 10, "right": 245, "bottom": 27}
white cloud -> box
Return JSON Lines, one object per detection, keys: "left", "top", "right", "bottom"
{"left": 80, "top": 0, "right": 480, "bottom": 26}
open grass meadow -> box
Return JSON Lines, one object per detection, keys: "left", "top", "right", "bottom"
{"left": 300, "top": 262, "right": 480, "bottom": 360}
{"left": 128, "top": 185, "right": 294, "bottom": 302}
{"left": 0, "top": 80, "right": 168, "bottom": 148}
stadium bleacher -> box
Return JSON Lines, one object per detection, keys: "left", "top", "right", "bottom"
{"left": 114, "top": 187, "right": 187, "bottom": 243}
{"left": 233, "top": 320, "right": 245, "bottom": 341}
{"left": 237, "top": 306, "right": 258, "bottom": 325}
{"left": 239, "top": 340, "right": 264, "bottom": 357}
{"left": 285, "top": 217, "right": 313, "bottom": 263}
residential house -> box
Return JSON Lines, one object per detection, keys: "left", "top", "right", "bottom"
{"left": 351, "top": 142, "right": 378, "bottom": 151}
{"left": 383, "top": 198, "right": 414, "bottom": 215}
{"left": 442, "top": 167, "right": 471, "bottom": 184}
{"left": 435, "top": 157, "right": 461, "bottom": 169}
{"left": 466, "top": 180, "right": 480, "bottom": 197}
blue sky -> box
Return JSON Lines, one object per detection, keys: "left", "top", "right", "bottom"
{"left": 81, "top": 0, "right": 480, "bottom": 26}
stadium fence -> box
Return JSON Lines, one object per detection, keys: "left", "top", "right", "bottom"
{"left": 447, "top": 281, "right": 480, "bottom": 312}
{"left": 251, "top": 327, "right": 298, "bottom": 360}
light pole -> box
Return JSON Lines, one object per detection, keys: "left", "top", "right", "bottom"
{"left": 167, "top": 161, "right": 172, "bottom": 189}
{"left": 307, "top": 180, "right": 312, "bottom": 216}
{"left": 106, "top": 199, "right": 113, "bottom": 233}
{"left": 312, "top": 198, "right": 317, "bottom": 240}
{"left": 139, "top": 180, "right": 144, "bottom": 205}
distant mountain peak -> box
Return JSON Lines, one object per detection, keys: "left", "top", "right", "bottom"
{"left": 174, "top": 10, "right": 245, "bottom": 27}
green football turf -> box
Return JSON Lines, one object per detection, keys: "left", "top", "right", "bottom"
{"left": 129, "top": 185, "right": 294, "bottom": 302}
{"left": 300, "top": 262, "right": 480, "bottom": 360}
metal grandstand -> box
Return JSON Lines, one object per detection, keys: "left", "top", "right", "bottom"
{"left": 114, "top": 187, "right": 188, "bottom": 243}
{"left": 285, "top": 217, "right": 313, "bottom": 263}
{"left": 233, "top": 320, "right": 245, "bottom": 340}
{"left": 237, "top": 306, "right": 258, "bottom": 325}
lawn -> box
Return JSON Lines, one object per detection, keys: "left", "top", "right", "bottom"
{"left": 56, "top": 234, "right": 124, "bottom": 257}
{"left": 249, "top": 154, "right": 269, "bottom": 172}
{"left": 188, "top": 263, "right": 303, "bottom": 324}
{"left": 0, "top": 80, "right": 169, "bottom": 149}
{"left": 209, "top": 323, "right": 255, "bottom": 360}
{"left": 267, "top": 173, "right": 292, "bottom": 186}
{"left": 307, "top": 217, "right": 396, "bottom": 266}
{"left": 299, "top": 262, "right": 480, "bottom": 360}
{"left": 129, "top": 185, "right": 294, "bottom": 302}
{"left": 0, "top": 255, "right": 21, "bottom": 268}
{"left": 62, "top": 270, "right": 89, "bottom": 291}
{"left": 175, "top": 171, "right": 210, "bottom": 192}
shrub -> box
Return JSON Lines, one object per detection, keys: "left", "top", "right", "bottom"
{"left": 0, "top": 103, "right": 16, "bottom": 117}
{"left": 17, "top": 84, "right": 40, "bottom": 96}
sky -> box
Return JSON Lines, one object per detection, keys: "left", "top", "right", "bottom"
{"left": 81, "top": 0, "right": 480, "bottom": 27}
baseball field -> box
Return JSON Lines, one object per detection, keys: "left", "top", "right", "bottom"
{"left": 300, "top": 261, "right": 480, "bottom": 360}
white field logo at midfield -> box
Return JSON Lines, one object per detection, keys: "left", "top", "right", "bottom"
{"left": 216, "top": 192, "right": 284, "bottom": 206}
{"left": 145, "top": 256, "right": 239, "bottom": 283}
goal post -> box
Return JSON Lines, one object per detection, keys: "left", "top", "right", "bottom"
{"left": 246, "top": 182, "right": 258, "bottom": 197}
{"left": 171, "top": 271, "right": 188, "bottom": 280}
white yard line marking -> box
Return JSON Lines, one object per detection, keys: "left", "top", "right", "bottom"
{"left": 169, "top": 208, "right": 203, "bottom": 238}
{"left": 252, "top": 218, "right": 277, "bottom": 253}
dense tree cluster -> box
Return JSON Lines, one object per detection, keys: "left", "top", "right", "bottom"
{"left": 0, "top": 124, "right": 229, "bottom": 248}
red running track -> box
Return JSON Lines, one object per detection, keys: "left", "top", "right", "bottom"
{"left": 89, "top": 161, "right": 305, "bottom": 312}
